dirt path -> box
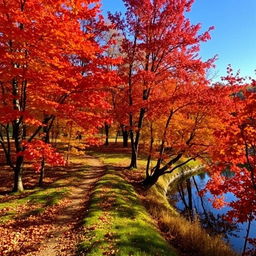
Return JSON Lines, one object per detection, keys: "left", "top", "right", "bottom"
{"left": 35, "top": 155, "right": 105, "bottom": 256}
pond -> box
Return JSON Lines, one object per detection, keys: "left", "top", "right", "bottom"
{"left": 168, "top": 172, "right": 256, "bottom": 254}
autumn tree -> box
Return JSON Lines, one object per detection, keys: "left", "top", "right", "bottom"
{"left": 0, "top": 0, "right": 118, "bottom": 192}
{"left": 205, "top": 70, "right": 256, "bottom": 254}
{"left": 139, "top": 76, "right": 233, "bottom": 188}
{"left": 109, "top": 0, "right": 214, "bottom": 168}
{"left": 97, "top": 28, "right": 124, "bottom": 146}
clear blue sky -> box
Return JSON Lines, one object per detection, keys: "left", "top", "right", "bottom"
{"left": 101, "top": 0, "right": 256, "bottom": 82}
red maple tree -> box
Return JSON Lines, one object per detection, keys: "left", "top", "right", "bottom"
{"left": 109, "top": 0, "right": 215, "bottom": 168}
{"left": 0, "top": 0, "right": 118, "bottom": 192}
{"left": 205, "top": 69, "right": 256, "bottom": 253}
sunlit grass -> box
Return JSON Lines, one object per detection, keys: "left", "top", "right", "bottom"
{"left": 93, "top": 152, "right": 130, "bottom": 166}
{"left": 0, "top": 187, "right": 68, "bottom": 223}
{"left": 78, "top": 168, "right": 177, "bottom": 256}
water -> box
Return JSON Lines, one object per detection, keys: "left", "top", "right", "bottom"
{"left": 169, "top": 172, "right": 256, "bottom": 254}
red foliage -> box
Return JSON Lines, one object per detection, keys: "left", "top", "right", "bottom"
{"left": 0, "top": 0, "right": 119, "bottom": 186}
{"left": 23, "top": 140, "right": 66, "bottom": 172}
{"left": 206, "top": 70, "right": 256, "bottom": 251}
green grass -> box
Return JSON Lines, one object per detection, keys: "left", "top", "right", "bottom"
{"left": 89, "top": 150, "right": 149, "bottom": 168}
{"left": 0, "top": 187, "right": 68, "bottom": 223}
{"left": 78, "top": 168, "right": 177, "bottom": 256}
{"left": 0, "top": 188, "right": 67, "bottom": 209}
{"left": 92, "top": 152, "right": 130, "bottom": 165}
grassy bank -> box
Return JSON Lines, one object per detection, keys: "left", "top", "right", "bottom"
{"left": 145, "top": 174, "right": 237, "bottom": 256}
{"left": 90, "top": 145, "right": 237, "bottom": 256}
{"left": 78, "top": 167, "right": 177, "bottom": 256}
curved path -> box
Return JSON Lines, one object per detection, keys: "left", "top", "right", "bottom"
{"left": 36, "top": 155, "right": 105, "bottom": 256}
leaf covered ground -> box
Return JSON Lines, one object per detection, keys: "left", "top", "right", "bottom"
{"left": 0, "top": 154, "right": 105, "bottom": 256}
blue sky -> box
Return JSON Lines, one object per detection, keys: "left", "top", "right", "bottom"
{"left": 101, "top": 0, "right": 256, "bottom": 82}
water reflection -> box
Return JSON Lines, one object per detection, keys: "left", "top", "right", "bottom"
{"left": 169, "top": 172, "right": 256, "bottom": 254}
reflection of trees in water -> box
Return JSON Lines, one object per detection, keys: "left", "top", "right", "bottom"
{"left": 175, "top": 176, "right": 238, "bottom": 240}
{"left": 192, "top": 176, "right": 238, "bottom": 239}
{"left": 170, "top": 173, "right": 256, "bottom": 254}
{"left": 177, "top": 179, "right": 194, "bottom": 221}
{"left": 198, "top": 172, "right": 207, "bottom": 180}
{"left": 199, "top": 212, "right": 238, "bottom": 239}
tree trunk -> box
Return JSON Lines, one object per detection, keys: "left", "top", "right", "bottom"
{"left": 12, "top": 78, "right": 25, "bottom": 193}
{"left": 122, "top": 127, "right": 128, "bottom": 147}
{"left": 129, "top": 108, "right": 146, "bottom": 168}
{"left": 39, "top": 158, "right": 45, "bottom": 187}
{"left": 130, "top": 147, "right": 137, "bottom": 168}
{"left": 146, "top": 122, "right": 154, "bottom": 177}
{"left": 242, "top": 214, "right": 252, "bottom": 256}
{"left": 141, "top": 170, "right": 162, "bottom": 190}
{"left": 115, "top": 130, "right": 119, "bottom": 143}
{"left": 104, "top": 123, "right": 109, "bottom": 146}
{"left": 13, "top": 157, "right": 24, "bottom": 192}
{"left": 38, "top": 124, "right": 51, "bottom": 187}
{"left": 129, "top": 131, "right": 138, "bottom": 168}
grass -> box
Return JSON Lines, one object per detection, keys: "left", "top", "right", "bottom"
{"left": 0, "top": 186, "right": 68, "bottom": 223}
{"left": 0, "top": 154, "right": 91, "bottom": 224}
{"left": 78, "top": 168, "right": 177, "bottom": 256}
{"left": 89, "top": 144, "right": 237, "bottom": 256}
